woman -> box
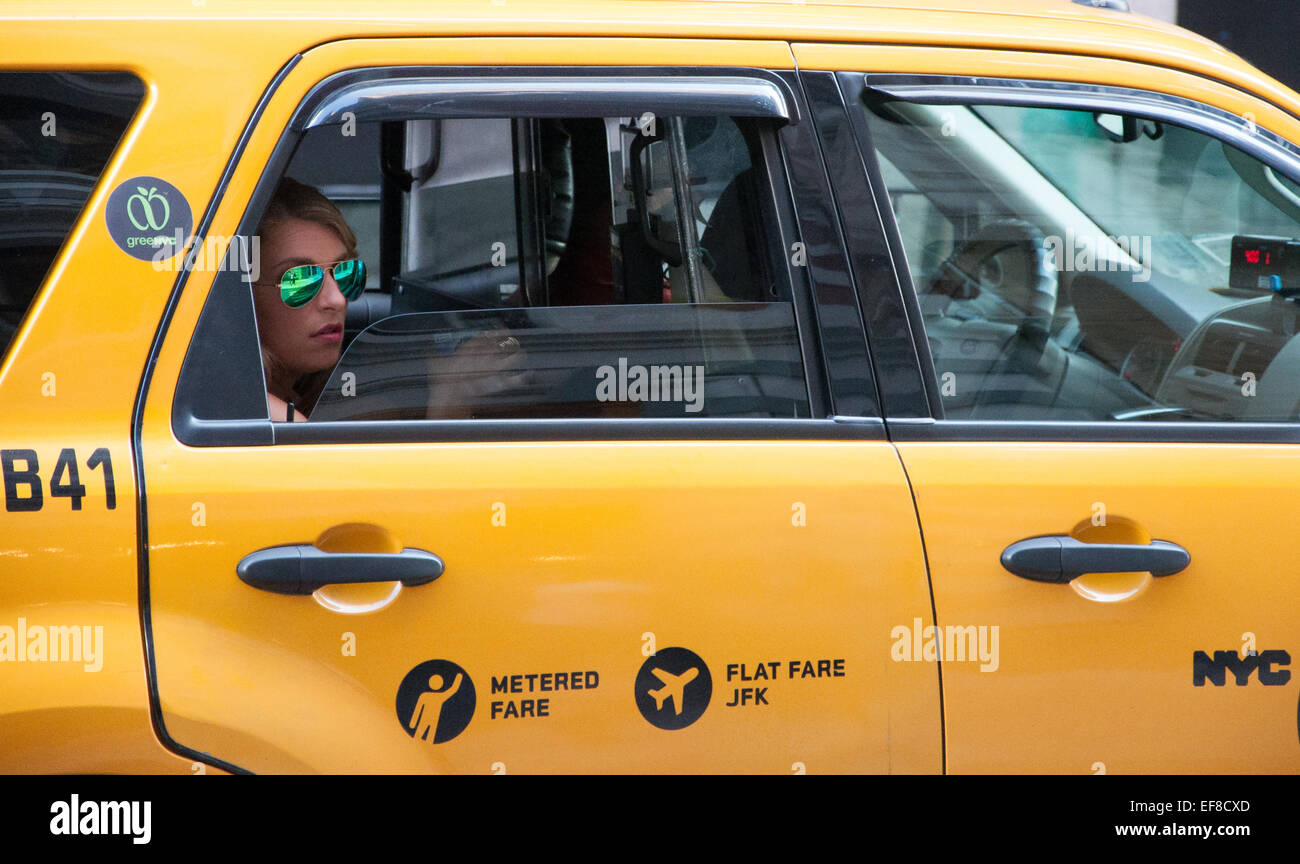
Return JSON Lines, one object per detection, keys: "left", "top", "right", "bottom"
{"left": 252, "top": 177, "right": 366, "bottom": 421}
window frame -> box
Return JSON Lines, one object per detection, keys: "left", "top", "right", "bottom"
{"left": 833, "top": 70, "right": 1300, "bottom": 443}
{"left": 170, "top": 65, "right": 888, "bottom": 447}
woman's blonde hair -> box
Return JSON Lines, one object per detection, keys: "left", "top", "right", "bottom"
{"left": 256, "top": 177, "right": 358, "bottom": 413}
{"left": 257, "top": 175, "right": 358, "bottom": 257}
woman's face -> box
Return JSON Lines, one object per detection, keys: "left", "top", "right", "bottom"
{"left": 253, "top": 217, "right": 350, "bottom": 382}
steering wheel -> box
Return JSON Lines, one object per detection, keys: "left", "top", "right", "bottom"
{"left": 925, "top": 218, "right": 1059, "bottom": 329}
{"left": 925, "top": 219, "right": 1066, "bottom": 415}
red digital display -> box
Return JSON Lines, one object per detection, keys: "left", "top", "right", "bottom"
{"left": 1241, "top": 248, "right": 1272, "bottom": 265}
{"left": 1231, "top": 235, "right": 1300, "bottom": 293}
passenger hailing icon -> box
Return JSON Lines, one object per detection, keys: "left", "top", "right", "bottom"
{"left": 396, "top": 659, "right": 476, "bottom": 744}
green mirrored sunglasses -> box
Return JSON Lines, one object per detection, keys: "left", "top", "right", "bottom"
{"left": 277, "top": 258, "right": 366, "bottom": 307}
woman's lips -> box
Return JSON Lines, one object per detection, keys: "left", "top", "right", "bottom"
{"left": 312, "top": 324, "right": 343, "bottom": 342}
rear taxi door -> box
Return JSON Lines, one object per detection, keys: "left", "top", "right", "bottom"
{"left": 798, "top": 42, "right": 1300, "bottom": 773}
{"left": 138, "top": 37, "right": 940, "bottom": 773}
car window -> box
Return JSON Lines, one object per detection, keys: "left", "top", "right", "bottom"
{"left": 0, "top": 72, "right": 143, "bottom": 361}
{"left": 256, "top": 112, "right": 806, "bottom": 421}
{"left": 862, "top": 97, "right": 1300, "bottom": 422}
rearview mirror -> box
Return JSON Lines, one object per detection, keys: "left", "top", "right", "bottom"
{"left": 1093, "top": 112, "right": 1164, "bottom": 142}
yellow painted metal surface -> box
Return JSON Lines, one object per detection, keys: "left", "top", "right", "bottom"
{"left": 1, "top": 0, "right": 1296, "bottom": 124}
{"left": 136, "top": 34, "right": 939, "bottom": 773}
{"left": 896, "top": 443, "right": 1300, "bottom": 774}
{"left": 801, "top": 35, "right": 1300, "bottom": 773}
{"left": 2, "top": 0, "right": 1297, "bottom": 773}
{"left": 0, "top": 14, "right": 291, "bottom": 774}
{"left": 143, "top": 441, "right": 939, "bottom": 773}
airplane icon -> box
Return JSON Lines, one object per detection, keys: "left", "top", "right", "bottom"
{"left": 648, "top": 666, "right": 699, "bottom": 715}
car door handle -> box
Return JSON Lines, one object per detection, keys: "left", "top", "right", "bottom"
{"left": 1000, "top": 535, "right": 1189, "bottom": 583}
{"left": 237, "top": 545, "right": 445, "bottom": 595}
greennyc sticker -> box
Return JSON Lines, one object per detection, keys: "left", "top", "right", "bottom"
{"left": 105, "top": 176, "right": 193, "bottom": 261}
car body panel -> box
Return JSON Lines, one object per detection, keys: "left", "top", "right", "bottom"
{"left": 135, "top": 34, "right": 940, "bottom": 773}
{"left": 0, "top": 1, "right": 1296, "bottom": 773}
{"left": 894, "top": 442, "right": 1300, "bottom": 773}
{"left": 804, "top": 40, "right": 1300, "bottom": 772}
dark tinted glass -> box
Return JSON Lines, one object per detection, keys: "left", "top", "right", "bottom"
{"left": 0, "top": 72, "right": 143, "bottom": 356}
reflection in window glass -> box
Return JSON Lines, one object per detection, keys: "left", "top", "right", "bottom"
{"left": 262, "top": 112, "right": 801, "bottom": 422}
{"left": 976, "top": 105, "right": 1300, "bottom": 288}
{"left": 0, "top": 72, "right": 143, "bottom": 358}
{"left": 864, "top": 97, "right": 1300, "bottom": 423}
{"left": 311, "top": 304, "right": 808, "bottom": 421}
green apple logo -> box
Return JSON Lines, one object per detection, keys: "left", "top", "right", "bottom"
{"left": 126, "top": 185, "right": 170, "bottom": 231}
{"left": 106, "top": 175, "right": 192, "bottom": 260}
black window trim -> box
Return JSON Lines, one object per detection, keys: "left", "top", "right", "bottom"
{"left": 802, "top": 70, "right": 933, "bottom": 421}
{"left": 775, "top": 70, "right": 885, "bottom": 421}
{"left": 170, "top": 65, "right": 887, "bottom": 447}
{"left": 846, "top": 72, "right": 1300, "bottom": 444}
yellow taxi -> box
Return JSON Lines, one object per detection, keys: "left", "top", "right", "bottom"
{"left": 2, "top": 0, "right": 1298, "bottom": 774}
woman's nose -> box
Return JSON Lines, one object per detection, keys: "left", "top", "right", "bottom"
{"left": 317, "top": 269, "right": 346, "bottom": 307}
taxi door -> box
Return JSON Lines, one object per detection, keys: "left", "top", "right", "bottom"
{"left": 136, "top": 37, "right": 940, "bottom": 773}
{"left": 799, "top": 43, "right": 1300, "bottom": 773}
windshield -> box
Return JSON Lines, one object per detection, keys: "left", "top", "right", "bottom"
{"left": 973, "top": 105, "right": 1300, "bottom": 289}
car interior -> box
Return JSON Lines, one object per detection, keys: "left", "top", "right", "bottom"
{"left": 267, "top": 112, "right": 810, "bottom": 421}
{"left": 864, "top": 96, "right": 1300, "bottom": 423}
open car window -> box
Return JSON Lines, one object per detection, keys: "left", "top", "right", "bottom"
{"left": 261, "top": 111, "right": 805, "bottom": 421}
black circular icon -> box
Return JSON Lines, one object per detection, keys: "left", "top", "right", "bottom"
{"left": 104, "top": 175, "right": 193, "bottom": 262}
{"left": 396, "top": 659, "right": 475, "bottom": 744}
{"left": 635, "top": 646, "right": 711, "bottom": 730}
